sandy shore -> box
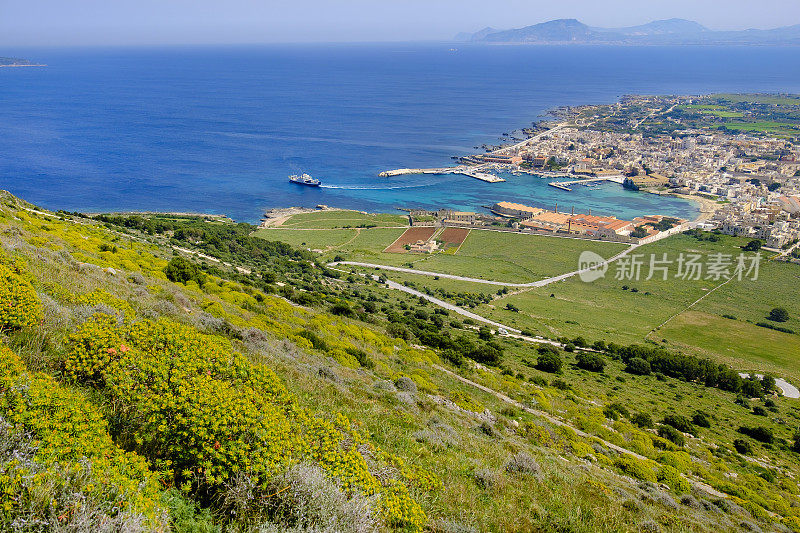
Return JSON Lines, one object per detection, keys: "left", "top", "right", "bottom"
{"left": 671, "top": 193, "right": 722, "bottom": 222}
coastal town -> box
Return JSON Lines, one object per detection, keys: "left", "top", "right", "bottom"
{"left": 381, "top": 94, "right": 800, "bottom": 252}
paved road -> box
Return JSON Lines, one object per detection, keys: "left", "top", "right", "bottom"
{"left": 739, "top": 374, "right": 800, "bottom": 399}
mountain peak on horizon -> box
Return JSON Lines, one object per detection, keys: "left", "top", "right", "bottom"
{"left": 456, "top": 17, "right": 800, "bottom": 45}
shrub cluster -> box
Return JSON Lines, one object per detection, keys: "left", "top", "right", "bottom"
{"left": 0, "top": 343, "right": 166, "bottom": 529}
{"left": 576, "top": 352, "right": 606, "bottom": 372}
{"left": 64, "top": 315, "right": 431, "bottom": 530}
{"left": 0, "top": 262, "right": 42, "bottom": 331}
{"left": 535, "top": 345, "right": 562, "bottom": 373}
{"left": 609, "top": 343, "right": 769, "bottom": 396}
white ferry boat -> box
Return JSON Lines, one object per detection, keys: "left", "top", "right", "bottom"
{"left": 289, "top": 173, "right": 321, "bottom": 187}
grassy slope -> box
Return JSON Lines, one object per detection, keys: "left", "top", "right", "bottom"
{"left": 4, "top": 195, "right": 800, "bottom": 532}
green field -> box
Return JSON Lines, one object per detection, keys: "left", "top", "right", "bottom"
{"left": 256, "top": 213, "right": 629, "bottom": 284}
{"left": 351, "top": 230, "right": 625, "bottom": 283}
{"left": 657, "top": 311, "right": 800, "bottom": 383}
{"left": 255, "top": 210, "right": 800, "bottom": 383}
{"left": 476, "top": 233, "right": 800, "bottom": 381}
{"left": 711, "top": 93, "right": 800, "bottom": 106}
{"left": 278, "top": 209, "right": 408, "bottom": 229}
{"left": 254, "top": 227, "right": 358, "bottom": 249}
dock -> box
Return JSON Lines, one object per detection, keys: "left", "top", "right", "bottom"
{"left": 379, "top": 166, "right": 505, "bottom": 183}
{"left": 548, "top": 175, "right": 624, "bottom": 191}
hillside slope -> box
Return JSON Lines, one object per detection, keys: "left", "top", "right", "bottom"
{"left": 1, "top": 190, "right": 799, "bottom": 532}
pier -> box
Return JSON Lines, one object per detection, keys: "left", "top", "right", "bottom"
{"left": 547, "top": 175, "right": 624, "bottom": 192}
{"left": 378, "top": 166, "right": 505, "bottom": 183}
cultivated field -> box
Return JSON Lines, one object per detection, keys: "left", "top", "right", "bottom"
{"left": 384, "top": 226, "right": 437, "bottom": 253}
{"left": 438, "top": 227, "right": 470, "bottom": 248}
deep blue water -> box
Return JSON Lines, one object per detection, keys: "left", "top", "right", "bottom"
{"left": 3, "top": 43, "right": 800, "bottom": 222}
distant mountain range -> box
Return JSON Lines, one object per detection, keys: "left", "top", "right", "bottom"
{"left": 455, "top": 18, "right": 800, "bottom": 45}
{"left": 0, "top": 57, "right": 36, "bottom": 66}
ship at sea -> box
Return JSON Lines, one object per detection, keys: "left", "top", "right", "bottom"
{"left": 289, "top": 173, "right": 321, "bottom": 187}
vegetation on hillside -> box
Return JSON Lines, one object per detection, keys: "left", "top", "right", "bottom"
{"left": 1, "top": 193, "right": 799, "bottom": 532}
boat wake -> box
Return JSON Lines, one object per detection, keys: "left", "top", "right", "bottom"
{"left": 319, "top": 183, "right": 433, "bottom": 190}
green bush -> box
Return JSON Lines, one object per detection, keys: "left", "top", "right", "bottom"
{"left": 536, "top": 348, "right": 562, "bottom": 373}
{"left": 738, "top": 426, "right": 774, "bottom": 444}
{"left": 631, "top": 413, "right": 653, "bottom": 428}
{"left": 657, "top": 464, "right": 691, "bottom": 494}
{"left": 164, "top": 256, "right": 204, "bottom": 286}
{"left": 613, "top": 456, "right": 657, "bottom": 483}
{"left": 768, "top": 307, "right": 790, "bottom": 323}
{"left": 576, "top": 352, "right": 605, "bottom": 372}
{"left": 662, "top": 414, "right": 696, "bottom": 435}
{"left": 692, "top": 411, "right": 711, "bottom": 428}
{"left": 734, "top": 438, "right": 753, "bottom": 455}
{"left": 658, "top": 425, "right": 685, "bottom": 446}
{"left": 625, "top": 357, "right": 651, "bottom": 375}
{"left": 603, "top": 402, "right": 629, "bottom": 421}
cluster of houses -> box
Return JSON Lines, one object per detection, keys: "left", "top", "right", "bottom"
{"left": 713, "top": 194, "right": 800, "bottom": 249}
{"left": 429, "top": 204, "right": 682, "bottom": 243}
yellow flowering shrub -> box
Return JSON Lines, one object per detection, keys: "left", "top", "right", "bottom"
{"left": 64, "top": 316, "right": 433, "bottom": 528}
{"left": 656, "top": 464, "right": 691, "bottom": 493}
{"left": 377, "top": 479, "right": 426, "bottom": 532}
{"left": 0, "top": 343, "right": 165, "bottom": 527}
{"left": 75, "top": 288, "right": 136, "bottom": 318}
{"left": 613, "top": 456, "right": 657, "bottom": 483}
{"left": 377, "top": 451, "right": 442, "bottom": 492}
{"left": 0, "top": 263, "right": 42, "bottom": 331}
{"left": 63, "top": 314, "right": 124, "bottom": 382}
{"left": 449, "top": 390, "right": 484, "bottom": 413}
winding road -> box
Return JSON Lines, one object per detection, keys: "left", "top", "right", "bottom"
{"left": 329, "top": 243, "right": 638, "bottom": 289}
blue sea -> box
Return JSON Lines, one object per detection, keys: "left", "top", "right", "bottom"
{"left": 3, "top": 43, "right": 800, "bottom": 222}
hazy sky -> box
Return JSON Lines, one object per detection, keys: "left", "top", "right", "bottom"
{"left": 3, "top": 0, "right": 800, "bottom": 46}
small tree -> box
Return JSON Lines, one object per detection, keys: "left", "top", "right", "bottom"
{"left": 768, "top": 307, "right": 790, "bottom": 323}
{"left": 536, "top": 350, "right": 562, "bottom": 374}
{"left": 625, "top": 357, "right": 651, "bottom": 376}
{"left": 576, "top": 352, "right": 605, "bottom": 372}
{"left": 163, "top": 256, "right": 203, "bottom": 286}
{"left": 734, "top": 438, "right": 753, "bottom": 455}
{"left": 793, "top": 427, "right": 800, "bottom": 453}
{"left": 742, "top": 239, "right": 762, "bottom": 252}
{"left": 478, "top": 326, "right": 492, "bottom": 341}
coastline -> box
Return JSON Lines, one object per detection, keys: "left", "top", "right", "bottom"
{"left": 672, "top": 193, "right": 721, "bottom": 222}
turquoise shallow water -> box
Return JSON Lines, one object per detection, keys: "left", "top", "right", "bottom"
{"left": 317, "top": 173, "right": 699, "bottom": 221}
{"left": 2, "top": 43, "right": 800, "bottom": 222}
